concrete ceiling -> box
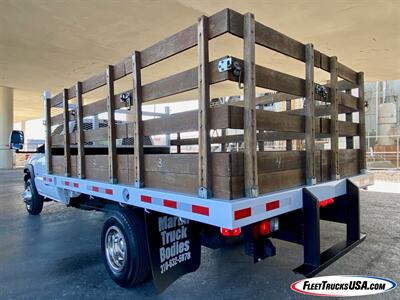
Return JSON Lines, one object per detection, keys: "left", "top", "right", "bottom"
{"left": 1, "top": 0, "right": 399, "bottom": 122}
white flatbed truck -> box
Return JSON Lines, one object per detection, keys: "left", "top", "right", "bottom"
{"left": 11, "top": 8, "right": 373, "bottom": 292}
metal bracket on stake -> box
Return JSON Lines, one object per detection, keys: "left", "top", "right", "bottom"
{"left": 198, "top": 187, "right": 212, "bottom": 199}
{"left": 134, "top": 179, "right": 143, "bottom": 188}
{"left": 217, "top": 56, "right": 243, "bottom": 89}
{"left": 217, "top": 56, "right": 233, "bottom": 72}
{"left": 120, "top": 92, "right": 132, "bottom": 110}
{"left": 246, "top": 186, "right": 259, "bottom": 198}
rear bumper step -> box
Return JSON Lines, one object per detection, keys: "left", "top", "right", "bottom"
{"left": 294, "top": 233, "right": 366, "bottom": 277}
{"left": 292, "top": 178, "right": 366, "bottom": 277}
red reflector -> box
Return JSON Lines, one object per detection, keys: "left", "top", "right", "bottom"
{"left": 105, "top": 188, "right": 113, "bottom": 195}
{"left": 163, "top": 199, "right": 177, "bottom": 209}
{"left": 221, "top": 227, "right": 241, "bottom": 237}
{"left": 259, "top": 220, "right": 271, "bottom": 235}
{"left": 234, "top": 207, "right": 251, "bottom": 220}
{"left": 141, "top": 195, "right": 152, "bottom": 203}
{"left": 73, "top": 183, "right": 79, "bottom": 188}
{"left": 319, "top": 198, "right": 335, "bottom": 208}
{"left": 192, "top": 205, "right": 209, "bottom": 216}
{"left": 92, "top": 186, "right": 99, "bottom": 192}
{"left": 266, "top": 200, "right": 280, "bottom": 211}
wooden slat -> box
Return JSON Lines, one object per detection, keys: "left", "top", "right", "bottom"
{"left": 144, "top": 172, "right": 241, "bottom": 200}
{"left": 171, "top": 132, "right": 305, "bottom": 146}
{"left": 257, "top": 110, "right": 304, "bottom": 132}
{"left": 322, "top": 119, "right": 359, "bottom": 137}
{"left": 243, "top": 13, "right": 258, "bottom": 197}
{"left": 106, "top": 65, "right": 117, "bottom": 183}
{"left": 51, "top": 106, "right": 236, "bottom": 145}
{"left": 140, "top": 8, "right": 229, "bottom": 68}
{"left": 170, "top": 120, "right": 358, "bottom": 146}
{"left": 132, "top": 51, "right": 144, "bottom": 187}
{"left": 143, "top": 106, "right": 233, "bottom": 136}
{"left": 228, "top": 8, "right": 358, "bottom": 81}
{"left": 255, "top": 64, "right": 304, "bottom": 97}
{"left": 229, "top": 58, "right": 305, "bottom": 97}
{"left": 339, "top": 92, "right": 359, "bottom": 111}
{"left": 230, "top": 9, "right": 304, "bottom": 61}
{"left": 197, "top": 15, "right": 212, "bottom": 197}
{"left": 253, "top": 80, "right": 355, "bottom": 107}
{"left": 358, "top": 72, "right": 366, "bottom": 172}
{"left": 338, "top": 62, "right": 358, "bottom": 84}
{"left": 50, "top": 9, "right": 231, "bottom": 108}
{"left": 51, "top": 155, "right": 77, "bottom": 177}
{"left": 44, "top": 92, "right": 52, "bottom": 174}
{"left": 141, "top": 58, "right": 229, "bottom": 103}
{"left": 51, "top": 107, "right": 360, "bottom": 146}
{"left": 305, "top": 44, "right": 316, "bottom": 185}
{"left": 75, "top": 82, "right": 85, "bottom": 178}
{"left": 330, "top": 56, "right": 339, "bottom": 179}
{"left": 144, "top": 153, "right": 235, "bottom": 177}
{"left": 289, "top": 104, "right": 355, "bottom": 117}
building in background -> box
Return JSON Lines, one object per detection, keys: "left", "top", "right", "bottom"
{"left": 365, "top": 80, "right": 400, "bottom": 169}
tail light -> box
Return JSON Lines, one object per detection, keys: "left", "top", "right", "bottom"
{"left": 257, "top": 218, "right": 279, "bottom": 237}
{"left": 259, "top": 220, "right": 271, "bottom": 235}
{"left": 319, "top": 198, "right": 335, "bottom": 208}
{"left": 220, "top": 227, "right": 241, "bottom": 237}
{"left": 25, "top": 154, "right": 30, "bottom": 161}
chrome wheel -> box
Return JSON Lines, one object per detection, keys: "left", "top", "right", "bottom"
{"left": 23, "top": 184, "right": 33, "bottom": 211}
{"left": 105, "top": 225, "right": 127, "bottom": 273}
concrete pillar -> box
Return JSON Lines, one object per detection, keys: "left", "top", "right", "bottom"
{"left": 0, "top": 87, "right": 14, "bottom": 169}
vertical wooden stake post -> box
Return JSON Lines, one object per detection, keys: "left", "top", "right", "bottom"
{"left": 106, "top": 65, "right": 117, "bottom": 184}
{"left": 358, "top": 72, "right": 367, "bottom": 173}
{"left": 345, "top": 89, "right": 354, "bottom": 149}
{"left": 286, "top": 99, "right": 293, "bottom": 151}
{"left": 63, "top": 88, "right": 71, "bottom": 177}
{"left": 197, "top": 15, "right": 212, "bottom": 198}
{"left": 243, "top": 13, "right": 258, "bottom": 197}
{"left": 305, "top": 44, "right": 316, "bottom": 185}
{"left": 132, "top": 51, "right": 144, "bottom": 187}
{"left": 76, "top": 81, "right": 85, "bottom": 179}
{"left": 330, "top": 56, "right": 339, "bottom": 180}
{"left": 44, "top": 91, "right": 52, "bottom": 174}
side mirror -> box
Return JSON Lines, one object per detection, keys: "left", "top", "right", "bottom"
{"left": 9, "top": 130, "right": 24, "bottom": 150}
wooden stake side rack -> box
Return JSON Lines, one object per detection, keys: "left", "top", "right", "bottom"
{"left": 44, "top": 8, "right": 366, "bottom": 200}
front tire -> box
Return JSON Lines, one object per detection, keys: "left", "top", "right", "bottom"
{"left": 24, "top": 178, "right": 44, "bottom": 215}
{"left": 101, "top": 209, "right": 150, "bottom": 287}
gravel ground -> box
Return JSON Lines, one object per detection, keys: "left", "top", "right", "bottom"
{"left": 0, "top": 169, "right": 399, "bottom": 300}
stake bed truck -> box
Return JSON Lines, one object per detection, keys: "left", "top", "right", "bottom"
{"left": 13, "top": 8, "right": 373, "bottom": 292}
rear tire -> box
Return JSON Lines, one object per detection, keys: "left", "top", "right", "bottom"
{"left": 24, "top": 178, "right": 44, "bottom": 215}
{"left": 101, "top": 209, "right": 150, "bottom": 287}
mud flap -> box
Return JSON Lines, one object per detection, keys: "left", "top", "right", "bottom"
{"left": 145, "top": 211, "right": 201, "bottom": 293}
